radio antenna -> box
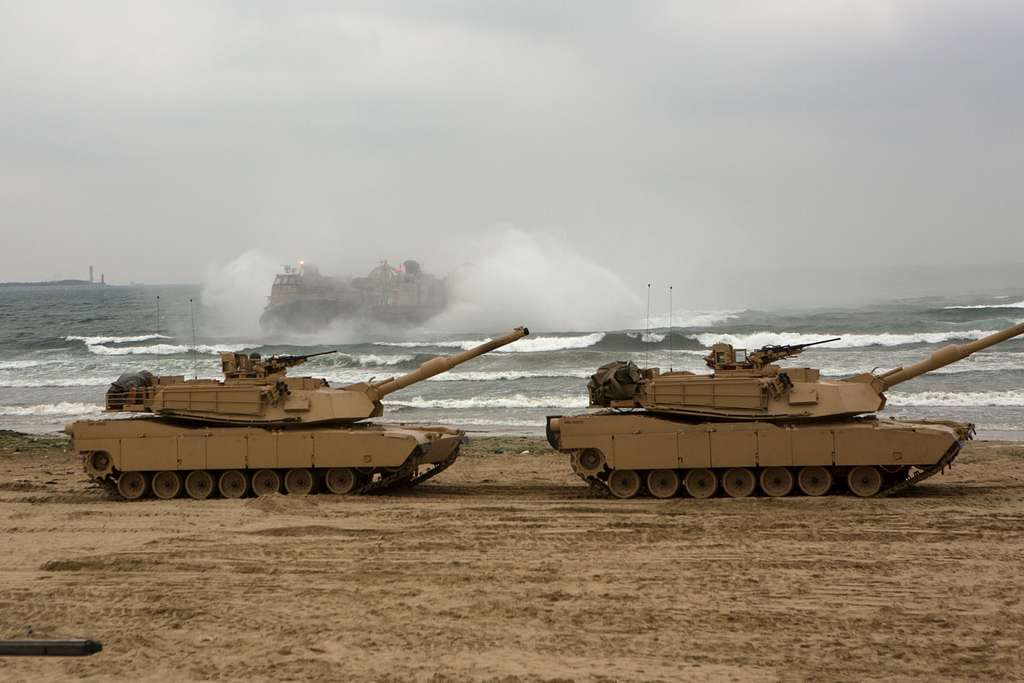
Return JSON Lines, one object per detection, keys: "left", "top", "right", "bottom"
{"left": 645, "top": 283, "right": 651, "bottom": 370}
{"left": 668, "top": 285, "right": 673, "bottom": 371}
{"left": 189, "top": 297, "right": 198, "bottom": 379}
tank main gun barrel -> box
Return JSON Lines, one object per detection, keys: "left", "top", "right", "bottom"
{"left": 370, "top": 327, "right": 529, "bottom": 398}
{"left": 876, "top": 321, "right": 1024, "bottom": 390}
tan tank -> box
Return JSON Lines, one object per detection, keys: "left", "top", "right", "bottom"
{"left": 69, "top": 327, "right": 529, "bottom": 500}
{"left": 547, "top": 321, "right": 1024, "bottom": 499}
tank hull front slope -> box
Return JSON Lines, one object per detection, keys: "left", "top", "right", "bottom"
{"left": 71, "top": 418, "right": 463, "bottom": 500}
{"left": 546, "top": 413, "right": 973, "bottom": 498}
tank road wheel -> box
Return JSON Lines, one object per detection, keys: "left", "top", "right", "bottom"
{"left": 324, "top": 468, "right": 359, "bottom": 495}
{"left": 116, "top": 471, "right": 148, "bottom": 500}
{"left": 284, "top": 468, "right": 315, "bottom": 495}
{"left": 847, "top": 466, "right": 883, "bottom": 497}
{"left": 218, "top": 470, "right": 248, "bottom": 499}
{"left": 798, "top": 466, "right": 833, "bottom": 497}
{"left": 646, "top": 470, "right": 680, "bottom": 499}
{"left": 185, "top": 471, "right": 215, "bottom": 500}
{"left": 251, "top": 469, "right": 281, "bottom": 496}
{"left": 607, "top": 470, "right": 642, "bottom": 499}
{"left": 684, "top": 469, "right": 718, "bottom": 499}
{"left": 152, "top": 471, "right": 182, "bottom": 500}
{"left": 722, "top": 468, "right": 756, "bottom": 498}
{"left": 759, "top": 467, "right": 794, "bottom": 498}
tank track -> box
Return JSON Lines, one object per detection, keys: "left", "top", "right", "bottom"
{"left": 356, "top": 449, "right": 460, "bottom": 494}
{"left": 569, "top": 424, "right": 973, "bottom": 499}
{"left": 95, "top": 447, "right": 461, "bottom": 500}
{"left": 877, "top": 425, "right": 972, "bottom": 497}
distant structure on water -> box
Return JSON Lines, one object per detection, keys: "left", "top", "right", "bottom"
{"left": 0, "top": 266, "right": 107, "bottom": 287}
{"left": 259, "top": 260, "right": 448, "bottom": 332}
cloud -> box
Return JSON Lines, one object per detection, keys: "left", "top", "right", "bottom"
{"left": 1, "top": 1, "right": 1022, "bottom": 307}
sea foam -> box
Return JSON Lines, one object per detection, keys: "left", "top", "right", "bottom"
{"left": 66, "top": 334, "right": 171, "bottom": 346}
{"left": 0, "top": 402, "right": 106, "bottom": 417}
{"left": 690, "top": 330, "right": 1006, "bottom": 350}
{"left": 85, "top": 343, "right": 255, "bottom": 356}
{"left": 377, "top": 333, "right": 606, "bottom": 353}
{"left": 943, "top": 300, "right": 1024, "bottom": 309}
{"left": 887, "top": 390, "right": 1024, "bottom": 407}
{"left": 388, "top": 394, "right": 589, "bottom": 410}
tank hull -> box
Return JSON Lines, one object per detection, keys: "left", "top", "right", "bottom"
{"left": 70, "top": 418, "right": 464, "bottom": 500}
{"left": 546, "top": 412, "right": 973, "bottom": 498}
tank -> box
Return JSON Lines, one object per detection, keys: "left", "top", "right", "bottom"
{"left": 546, "top": 321, "right": 1024, "bottom": 499}
{"left": 68, "top": 327, "right": 529, "bottom": 500}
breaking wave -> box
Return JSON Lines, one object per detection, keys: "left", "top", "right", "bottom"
{"left": 377, "top": 333, "right": 606, "bottom": 353}
{"left": 627, "top": 332, "right": 667, "bottom": 343}
{"left": 0, "top": 402, "right": 106, "bottom": 417}
{"left": 387, "top": 394, "right": 588, "bottom": 410}
{"left": 944, "top": 300, "right": 1024, "bottom": 309}
{"left": 85, "top": 343, "right": 255, "bottom": 356}
{"left": 644, "top": 310, "right": 743, "bottom": 328}
{"left": 66, "top": 334, "right": 171, "bottom": 346}
{"left": 0, "top": 360, "right": 47, "bottom": 370}
{"left": 887, "top": 390, "right": 1024, "bottom": 407}
{"left": 0, "top": 377, "right": 113, "bottom": 388}
{"left": 690, "top": 330, "right": 1004, "bottom": 349}
{"left": 427, "top": 370, "right": 593, "bottom": 382}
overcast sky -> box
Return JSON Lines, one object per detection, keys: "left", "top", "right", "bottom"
{"left": 1, "top": 1, "right": 1022, "bottom": 306}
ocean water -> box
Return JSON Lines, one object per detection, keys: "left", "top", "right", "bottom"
{"left": 1, "top": 284, "right": 1023, "bottom": 439}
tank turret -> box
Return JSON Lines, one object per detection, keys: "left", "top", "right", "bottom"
{"left": 106, "top": 327, "right": 529, "bottom": 426}
{"left": 590, "top": 321, "right": 1024, "bottom": 421}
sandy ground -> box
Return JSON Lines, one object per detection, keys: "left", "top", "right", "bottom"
{"left": 1, "top": 433, "right": 1023, "bottom": 682}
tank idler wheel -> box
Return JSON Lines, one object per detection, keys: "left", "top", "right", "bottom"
{"left": 847, "top": 466, "right": 883, "bottom": 497}
{"left": 218, "top": 470, "right": 249, "bottom": 499}
{"left": 284, "top": 468, "right": 315, "bottom": 495}
{"left": 607, "top": 469, "right": 642, "bottom": 499}
{"left": 759, "top": 467, "right": 794, "bottom": 497}
{"left": 152, "top": 471, "right": 182, "bottom": 500}
{"left": 646, "top": 470, "right": 680, "bottom": 499}
{"left": 324, "top": 468, "right": 359, "bottom": 495}
{"left": 251, "top": 469, "right": 281, "bottom": 496}
{"left": 117, "top": 471, "right": 149, "bottom": 500}
{"left": 798, "top": 466, "right": 832, "bottom": 497}
{"left": 577, "top": 450, "right": 605, "bottom": 476}
{"left": 721, "top": 468, "right": 756, "bottom": 498}
{"left": 185, "top": 471, "right": 215, "bottom": 500}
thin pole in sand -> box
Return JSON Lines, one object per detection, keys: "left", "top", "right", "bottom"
{"left": 645, "top": 283, "right": 651, "bottom": 370}
{"left": 189, "top": 298, "right": 198, "bottom": 379}
{"left": 155, "top": 295, "right": 160, "bottom": 336}
{"left": 668, "top": 285, "right": 673, "bottom": 371}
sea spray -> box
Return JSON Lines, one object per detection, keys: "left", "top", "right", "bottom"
{"left": 431, "top": 228, "right": 642, "bottom": 332}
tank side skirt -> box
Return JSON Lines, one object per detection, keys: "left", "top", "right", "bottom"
{"left": 558, "top": 417, "right": 974, "bottom": 498}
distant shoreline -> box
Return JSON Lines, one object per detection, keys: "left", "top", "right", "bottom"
{"left": 0, "top": 280, "right": 107, "bottom": 287}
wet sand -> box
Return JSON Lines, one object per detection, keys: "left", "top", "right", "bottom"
{"left": 1, "top": 434, "right": 1023, "bottom": 681}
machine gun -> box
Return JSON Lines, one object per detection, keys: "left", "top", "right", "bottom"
{"left": 261, "top": 350, "right": 337, "bottom": 376}
{"left": 704, "top": 337, "right": 840, "bottom": 371}
{"left": 747, "top": 337, "right": 840, "bottom": 369}
{"left": 221, "top": 349, "right": 337, "bottom": 379}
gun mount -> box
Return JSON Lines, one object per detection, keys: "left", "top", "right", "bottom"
{"left": 221, "top": 349, "right": 337, "bottom": 380}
